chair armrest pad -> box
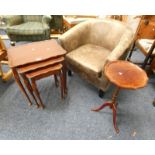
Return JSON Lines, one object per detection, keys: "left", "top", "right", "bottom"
{"left": 42, "top": 15, "right": 52, "bottom": 25}
{"left": 42, "top": 15, "right": 52, "bottom": 30}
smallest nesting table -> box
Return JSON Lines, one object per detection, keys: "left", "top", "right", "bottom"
{"left": 92, "top": 60, "right": 148, "bottom": 133}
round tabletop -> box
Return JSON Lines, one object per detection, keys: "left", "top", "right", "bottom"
{"left": 104, "top": 60, "right": 148, "bottom": 89}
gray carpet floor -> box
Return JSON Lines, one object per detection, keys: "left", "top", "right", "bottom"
{"left": 0, "top": 32, "right": 155, "bottom": 139}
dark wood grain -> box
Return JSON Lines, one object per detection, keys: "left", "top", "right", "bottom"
{"left": 8, "top": 39, "right": 66, "bottom": 68}
{"left": 104, "top": 60, "right": 148, "bottom": 89}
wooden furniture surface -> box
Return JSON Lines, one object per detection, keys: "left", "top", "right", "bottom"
{"left": 19, "top": 58, "right": 65, "bottom": 109}
{"left": 107, "top": 15, "right": 128, "bottom": 22}
{"left": 25, "top": 63, "right": 64, "bottom": 108}
{"left": 18, "top": 57, "right": 64, "bottom": 74}
{"left": 63, "top": 15, "right": 97, "bottom": 30}
{"left": 92, "top": 60, "right": 148, "bottom": 133}
{"left": 136, "top": 16, "right": 155, "bottom": 71}
{"left": 8, "top": 39, "right": 67, "bottom": 109}
{"left": 26, "top": 64, "right": 62, "bottom": 79}
{"left": 136, "top": 15, "right": 155, "bottom": 39}
{"left": 0, "top": 36, "right": 13, "bottom": 81}
{"left": 0, "top": 49, "right": 7, "bottom": 59}
{"left": 8, "top": 39, "right": 66, "bottom": 67}
{"left": 127, "top": 15, "right": 155, "bottom": 71}
{"left": 0, "top": 36, "right": 7, "bottom": 61}
{"left": 104, "top": 60, "right": 148, "bottom": 89}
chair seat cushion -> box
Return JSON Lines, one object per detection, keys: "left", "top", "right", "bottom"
{"left": 136, "top": 39, "right": 155, "bottom": 55}
{"left": 66, "top": 44, "right": 111, "bottom": 78}
{"left": 7, "top": 22, "right": 45, "bottom": 35}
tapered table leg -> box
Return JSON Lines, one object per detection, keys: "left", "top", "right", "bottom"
{"left": 62, "top": 61, "right": 67, "bottom": 97}
{"left": 54, "top": 75, "right": 59, "bottom": 87}
{"left": 91, "top": 87, "right": 120, "bottom": 133}
{"left": 31, "top": 79, "right": 44, "bottom": 109}
{"left": 12, "top": 68, "right": 33, "bottom": 106}
{"left": 60, "top": 71, "right": 64, "bottom": 99}
{"left": 21, "top": 74, "right": 40, "bottom": 108}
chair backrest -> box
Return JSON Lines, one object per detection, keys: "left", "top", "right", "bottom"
{"left": 84, "top": 19, "right": 130, "bottom": 51}
{"left": 23, "top": 15, "right": 43, "bottom": 22}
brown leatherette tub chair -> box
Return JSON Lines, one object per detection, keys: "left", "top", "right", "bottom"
{"left": 59, "top": 19, "right": 134, "bottom": 97}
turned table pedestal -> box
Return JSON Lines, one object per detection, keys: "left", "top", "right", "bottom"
{"left": 92, "top": 60, "right": 148, "bottom": 133}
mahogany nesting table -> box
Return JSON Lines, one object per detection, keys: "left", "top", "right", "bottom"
{"left": 92, "top": 60, "right": 148, "bottom": 133}
{"left": 8, "top": 39, "right": 67, "bottom": 109}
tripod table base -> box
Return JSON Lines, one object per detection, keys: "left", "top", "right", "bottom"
{"left": 91, "top": 87, "right": 120, "bottom": 133}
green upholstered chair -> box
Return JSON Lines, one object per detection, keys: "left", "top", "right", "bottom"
{"left": 5, "top": 15, "right": 51, "bottom": 42}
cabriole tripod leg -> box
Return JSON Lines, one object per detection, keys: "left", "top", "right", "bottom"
{"left": 91, "top": 86, "right": 120, "bottom": 133}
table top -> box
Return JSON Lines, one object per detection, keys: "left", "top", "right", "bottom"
{"left": 26, "top": 64, "right": 62, "bottom": 79}
{"left": 104, "top": 60, "right": 148, "bottom": 89}
{"left": 8, "top": 39, "right": 66, "bottom": 68}
{"left": 18, "top": 57, "right": 64, "bottom": 74}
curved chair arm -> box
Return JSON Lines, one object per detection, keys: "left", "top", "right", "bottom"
{"left": 42, "top": 15, "right": 52, "bottom": 27}
{"left": 101, "top": 28, "right": 134, "bottom": 79}
{"left": 42, "top": 16, "right": 52, "bottom": 39}
{"left": 106, "top": 28, "right": 134, "bottom": 64}
{"left": 41, "top": 16, "right": 51, "bottom": 39}
{"left": 59, "top": 22, "right": 90, "bottom": 52}
{"left": 5, "top": 15, "right": 23, "bottom": 26}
